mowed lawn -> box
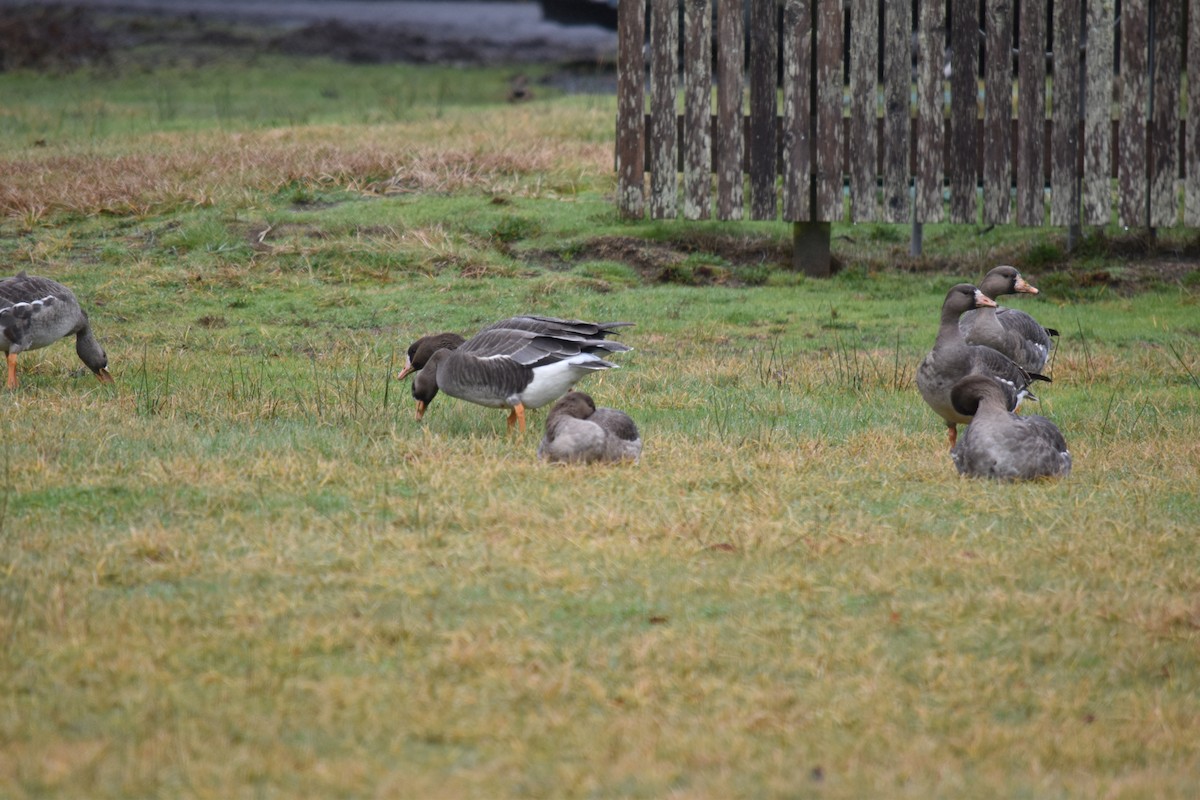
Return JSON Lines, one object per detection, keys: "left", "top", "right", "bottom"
{"left": 1, "top": 54, "right": 1199, "bottom": 799}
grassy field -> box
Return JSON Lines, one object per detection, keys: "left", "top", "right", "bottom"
{"left": 2, "top": 52, "right": 1199, "bottom": 799}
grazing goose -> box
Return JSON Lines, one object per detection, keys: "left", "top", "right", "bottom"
{"left": 396, "top": 316, "right": 632, "bottom": 380}
{"left": 959, "top": 265, "right": 1058, "bottom": 373}
{"left": 950, "top": 375, "right": 1071, "bottom": 480}
{"left": 537, "top": 391, "right": 643, "bottom": 464}
{"left": 0, "top": 272, "right": 112, "bottom": 389}
{"left": 407, "top": 316, "right": 633, "bottom": 432}
{"left": 917, "top": 284, "right": 1048, "bottom": 449}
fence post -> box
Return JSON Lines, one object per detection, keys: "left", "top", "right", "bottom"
{"left": 792, "top": 221, "right": 831, "bottom": 277}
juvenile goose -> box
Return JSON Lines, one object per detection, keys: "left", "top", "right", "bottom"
{"left": 396, "top": 316, "right": 632, "bottom": 380}
{"left": 959, "top": 265, "right": 1058, "bottom": 373}
{"left": 0, "top": 272, "right": 112, "bottom": 389}
{"left": 917, "top": 284, "right": 1048, "bottom": 449}
{"left": 537, "top": 391, "right": 642, "bottom": 464}
{"left": 408, "top": 316, "right": 633, "bottom": 432}
{"left": 950, "top": 375, "right": 1071, "bottom": 480}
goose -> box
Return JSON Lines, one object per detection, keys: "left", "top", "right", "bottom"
{"left": 406, "top": 316, "right": 633, "bottom": 432}
{"left": 0, "top": 272, "right": 113, "bottom": 389}
{"left": 950, "top": 375, "right": 1071, "bottom": 480}
{"left": 396, "top": 315, "right": 632, "bottom": 380}
{"left": 537, "top": 391, "right": 643, "bottom": 464}
{"left": 917, "top": 284, "right": 1049, "bottom": 449}
{"left": 959, "top": 265, "right": 1058, "bottom": 373}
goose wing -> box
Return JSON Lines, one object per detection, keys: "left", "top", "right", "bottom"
{"left": 0, "top": 295, "right": 58, "bottom": 351}
{"left": 477, "top": 315, "right": 633, "bottom": 341}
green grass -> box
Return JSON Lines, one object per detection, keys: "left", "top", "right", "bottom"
{"left": 1, "top": 55, "right": 1199, "bottom": 799}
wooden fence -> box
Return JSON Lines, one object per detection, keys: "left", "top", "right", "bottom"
{"left": 615, "top": 0, "right": 1200, "bottom": 276}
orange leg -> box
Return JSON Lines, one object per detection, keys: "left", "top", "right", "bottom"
{"left": 6, "top": 353, "right": 17, "bottom": 389}
{"left": 947, "top": 423, "right": 958, "bottom": 450}
{"left": 506, "top": 403, "right": 527, "bottom": 433}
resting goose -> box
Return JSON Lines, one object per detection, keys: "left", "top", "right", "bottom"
{"left": 917, "top": 284, "right": 1049, "bottom": 449}
{"left": 537, "top": 391, "right": 643, "bottom": 464}
{"left": 0, "top": 272, "right": 112, "bottom": 389}
{"left": 959, "top": 265, "right": 1058, "bottom": 373}
{"left": 950, "top": 375, "right": 1071, "bottom": 480}
{"left": 407, "top": 316, "right": 633, "bottom": 432}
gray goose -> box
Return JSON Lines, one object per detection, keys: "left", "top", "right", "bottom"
{"left": 405, "top": 316, "right": 633, "bottom": 432}
{"left": 917, "top": 284, "right": 1049, "bottom": 449}
{"left": 959, "top": 265, "right": 1058, "bottom": 373}
{"left": 537, "top": 391, "right": 643, "bottom": 464}
{"left": 396, "top": 315, "right": 632, "bottom": 380}
{"left": 0, "top": 272, "right": 112, "bottom": 389}
{"left": 950, "top": 375, "right": 1071, "bottom": 480}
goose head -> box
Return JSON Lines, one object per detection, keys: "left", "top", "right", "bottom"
{"left": 397, "top": 332, "right": 465, "bottom": 380}
{"left": 410, "top": 347, "right": 451, "bottom": 419}
{"left": 76, "top": 324, "right": 113, "bottom": 383}
{"left": 979, "top": 265, "right": 1038, "bottom": 299}
{"left": 941, "top": 283, "right": 996, "bottom": 321}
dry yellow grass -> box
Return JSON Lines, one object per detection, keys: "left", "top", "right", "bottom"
{"left": 1, "top": 105, "right": 614, "bottom": 222}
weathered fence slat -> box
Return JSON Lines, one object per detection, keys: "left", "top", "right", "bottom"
{"left": 1050, "top": 0, "right": 1081, "bottom": 228}
{"left": 615, "top": 0, "right": 645, "bottom": 218}
{"left": 748, "top": 0, "right": 778, "bottom": 219}
{"left": 983, "top": 0, "right": 1013, "bottom": 224}
{"left": 619, "top": 0, "right": 1193, "bottom": 257}
{"left": 948, "top": 0, "right": 979, "bottom": 223}
{"left": 1016, "top": 0, "right": 1046, "bottom": 225}
{"left": 1149, "top": 0, "right": 1181, "bottom": 228}
{"left": 649, "top": 0, "right": 679, "bottom": 219}
{"left": 1082, "top": 0, "right": 1114, "bottom": 226}
{"left": 814, "top": 0, "right": 842, "bottom": 222}
{"left": 914, "top": 0, "right": 945, "bottom": 223}
{"left": 848, "top": 0, "right": 876, "bottom": 222}
{"left": 1188, "top": 0, "right": 1200, "bottom": 226}
{"left": 881, "top": 0, "right": 910, "bottom": 223}
{"left": 715, "top": 0, "right": 744, "bottom": 220}
{"left": 682, "top": 0, "right": 712, "bottom": 220}
{"left": 781, "top": 0, "right": 811, "bottom": 221}
{"left": 1120, "top": 0, "right": 1149, "bottom": 227}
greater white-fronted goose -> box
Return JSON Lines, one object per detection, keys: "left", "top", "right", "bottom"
{"left": 959, "top": 265, "right": 1058, "bottom": 373}
{"left": 396, "top": 315, "right": 632, "bottom": 380}
{"left": 406, "top": 316, "right": 633, "bottom": 432}
{"left": 537, "top": 391, "right": 643, "bottom": 464}
{"left": 0, "top": 272, "right": 113, "bottom": 389}
{"left": 950, "top": 375, "right": 1071, "bottom": 480}
{"left": 917, "top": 284, "right": 1048, "bottom": 449}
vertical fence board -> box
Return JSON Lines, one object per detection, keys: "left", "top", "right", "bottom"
{"left": 1050, "top": 0, "right": 1081, "bottom": 227}
{"left": 1082, "top": 0, "right": 1115, "bottom": 225}
{"left": 749, "top": 0, "right": 779, "bottom": 219}
{"left": 814, "top": 0, "right": 843, "bottom": 221}
{"left": 983, "top": 0, "right": 1013, "bottom": 224}
{"left": 1149, "top": 0, "right": 1181, "bottom": 228}
{"left": 914, "top": 0, "right": 945, "bottom": 222}
{"left": 848, "top": 0, "right": 877, "bottom": 221}
{"left": 1188, "top": 0, "right": 1200, "bottom": 225}
{"left": 649, "top": 0, "right": 679, "bottom": 219}
{"left": 1017, "top": 0, "right": 1046, "bottom": 225}
{"left": 948, "top": 0, "right": 979, "bottom": 222}
{"left": 716, "top": 0, "right": 744, "bottom": 220}
{"left": 616, "top": 0, "right": 646, "bottom": 218}
{"left": 1119, "top": 0, "right": 1149, "bottom": 227}
{"left": 782, "top": 0, "right": 812, "bottom": 221}
{"left": 683, "top": 0, "right": 713, "bottom": 220}
{"left": 881, "top": 0, "right": 910, "bottom": 222}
